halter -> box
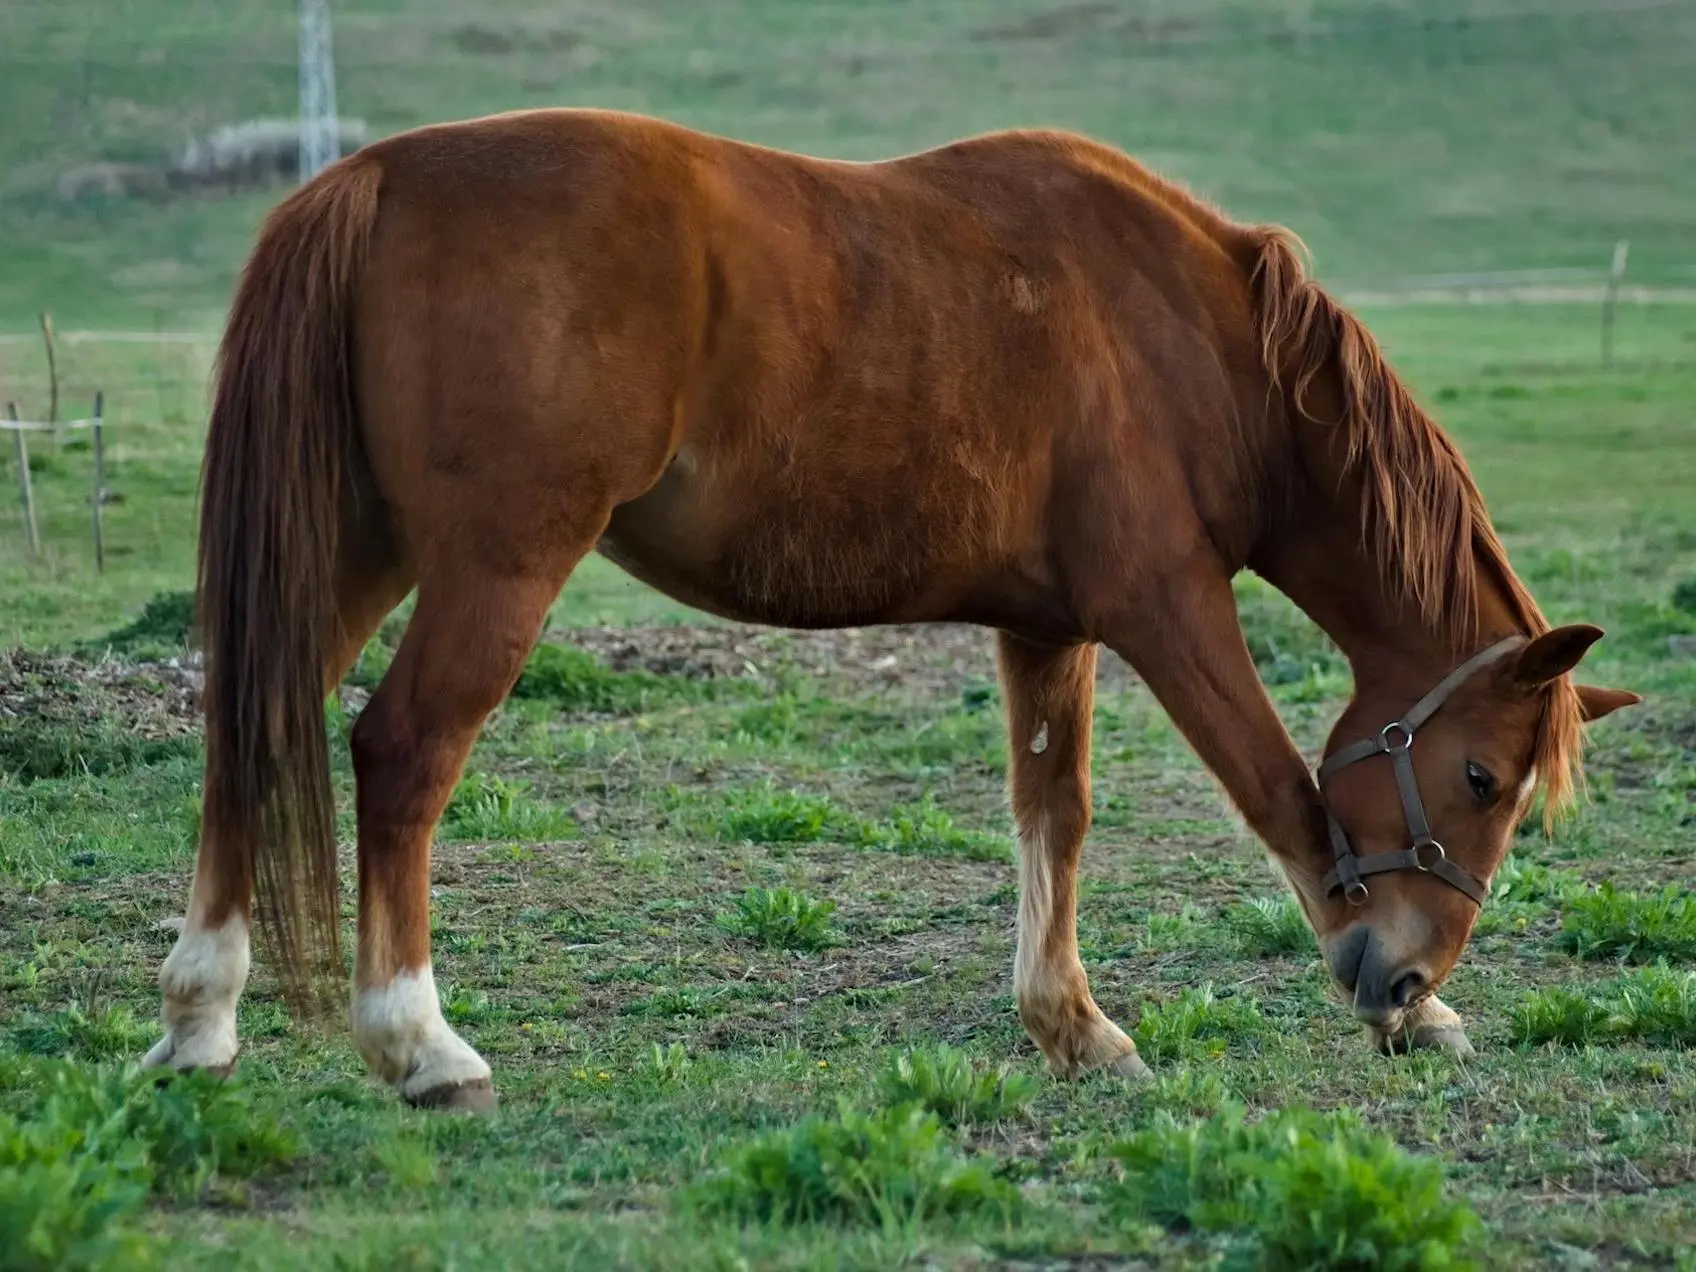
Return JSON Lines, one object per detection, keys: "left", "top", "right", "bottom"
{"left": 1317, "top": 635, "right": 1526, "bottom": 909}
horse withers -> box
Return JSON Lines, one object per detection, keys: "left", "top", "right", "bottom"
{"left": 142, "top": 109, "right": 1640, "bottom": 1110}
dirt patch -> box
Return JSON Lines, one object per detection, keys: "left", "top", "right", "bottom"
{"left": 0, "top": 650, "right": 202, "bottom": 741}
{"left": 972, "top": 5, "right": 1205, "bottom": 44}
{"left": 553, "top": 622, "right": 1139, "bottom": 698}
{"left": 450, "top": 24, "right": 582, "bottom": 56}
{"left": 972, "top": 3, "right": 1116, "bottom": 41}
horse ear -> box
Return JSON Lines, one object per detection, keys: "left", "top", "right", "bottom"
{"left": 1510, "top": 624, "right": 1604, "bottom": 689}
{"left": 1575, "top": 684, "right": 1643, "bottom": 723}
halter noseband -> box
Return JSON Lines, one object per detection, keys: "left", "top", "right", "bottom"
{"left": 1317, "top": 635, "right": 1526, "bottom": 909}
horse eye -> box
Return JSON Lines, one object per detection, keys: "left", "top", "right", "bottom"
{"left": 1464, "top": 761, "right": 1496, "bottom": 803}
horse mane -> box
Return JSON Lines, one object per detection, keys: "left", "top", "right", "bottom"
{"left": 1247, "top": 226, "right": 1584, "bottom": 822}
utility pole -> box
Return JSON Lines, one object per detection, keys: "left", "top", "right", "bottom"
{"left": 298, "top": 0, "right": 339, "bottom": 181}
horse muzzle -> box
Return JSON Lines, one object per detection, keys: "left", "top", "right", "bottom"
{"left": 1324, "top": 922, "right": 1432, "bottom": 1029}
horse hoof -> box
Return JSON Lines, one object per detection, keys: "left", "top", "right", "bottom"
{"left": 1102, "top": 1051, "right": 1152, "bottom": 1080}
{"left": 406, "top": 1077, "right": 498, "bottom": 1114}
{"left": 1413, "top": 1025, "right": 1474, "bottom": 1056}
{"left": 148, "top": 1061, "right": 236, "bottom": 1088}
{"left": 1377, "top": 1024, "right": 1474, "bottom": 1056}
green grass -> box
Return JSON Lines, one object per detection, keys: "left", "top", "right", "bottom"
{"left": 716, "top": 886, "right": 841, "bottom": 952}
{"left": 1511, "top": 966, "right": 1696, "bottom": 1049}
{"left": 0, "top": 1058, "right": 295, "bottom": 1271}
{"left": 1130, "top": 985, "right": 1270, "bottom": 1064}
{"left": 1104, "top": 1104, "right": 1484, "bottom": 1269}
{"left": 1225, "top": 895, "right": 1317, "bottom": 957}
{"left": 1556, "top": 883, "right": 1696, "bottom": 963}
{"left": 873, "top": 1044, "right": 1038, "bottom": 1128}
{"left": 438, "top": 772, "right": 576, "bottom": 844}
{"left": 688, "top": 1099, "right": 1020, "bottom": 1228}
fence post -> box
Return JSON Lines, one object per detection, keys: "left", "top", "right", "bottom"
{"left": 7, "top": 401, "right": 40, "bottom": 559}
{"left": 1600, "top": 239, "right": 1629, "bottom": 370}
{"left": 91, "top": 390, "right": 106, "bottom": 573}
{"left": 39, "top": 310, "right": 59, "bottom": 429}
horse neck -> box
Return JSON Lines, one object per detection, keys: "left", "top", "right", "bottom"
{"left": 1248, "top": 435, "right": 1523, "bottom": 696}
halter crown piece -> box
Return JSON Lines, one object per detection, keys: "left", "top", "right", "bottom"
{"left": 1317, "top": 635, "right": 1527, "bottom": 908}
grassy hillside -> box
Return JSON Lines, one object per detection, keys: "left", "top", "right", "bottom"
{"left": 2, "top": 0, "right": 1694, "bottom": 328}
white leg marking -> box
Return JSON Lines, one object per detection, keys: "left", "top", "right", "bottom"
{"left": 1013, "top": 810, "right": 1144, "bottom": 1077}
{"left": 352, "top": 966, "right": 490, "bottom": 1098}
{"left": 1013, "top": 813, "right": 1053, "bottom": 1006}
{"left": 143, "top": 916, "right": 249, "bottom": 1071}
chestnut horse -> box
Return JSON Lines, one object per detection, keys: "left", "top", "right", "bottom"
{"left": 144, "top": 109, "right": 1639, "bottom": 1110}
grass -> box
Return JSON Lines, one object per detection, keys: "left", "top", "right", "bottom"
{"left": 511, "top": 643, "right": 709, "bottom": 715}
{"left": 716, "top": 886, "right": 841, "bottom": 952}
{"left": 1511, "top": 966, "right": 1696, "bottom": 1049}
{"left": 1225, "top": 895, "right": 1317, "bottom": 958}
{"left": 1104, "top": 1104, "right": 1484, "bottom": 1270}
{"left": 0, "top": 2, "right": 1694, "bottom": 1266}
{"left": 438, "top": 772, "right": 576, "bottom": 844}
{"left": 1130, "top": 985, "right": 1270, "bottom": 1064}
{"left": 873, "top": 1044, "right": 1037, "bottom": 1127}
{"left": 689, "top": 1099, "right": 1019, "bottom": 1228}
{"left": 0, "top": 1058, "right": 295, "bottom": 1271}
{"left": 1556, "top": 883, "right": 1696, "bottom": 963}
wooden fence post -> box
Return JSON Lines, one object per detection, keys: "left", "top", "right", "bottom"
{"left": 91, "top": 390, "right": 106, "bottom": 573}
{"left": 1600, "top": 239, "right": 1629, "bottom": 370}
{"left": 7, "top": 401, "right": 40, "bottom": 559}
{"left": 39, "top": 310, "right": 59, "bottom": 428}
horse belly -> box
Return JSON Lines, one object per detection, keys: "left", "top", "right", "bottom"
{"left": 596, "top": 446, "right": 993, "bottom": 629}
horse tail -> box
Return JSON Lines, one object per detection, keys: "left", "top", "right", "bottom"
{"left": 197, "top": 156, "right": 382, "bottom": 1016}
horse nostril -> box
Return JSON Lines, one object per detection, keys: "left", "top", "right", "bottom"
{"left": 1327, "top": 925, "right": 1372, "bottom": 993}
{"left": 1391, "top": 969, "right": 1428, "bottom": 1008}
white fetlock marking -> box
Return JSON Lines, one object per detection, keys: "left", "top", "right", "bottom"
{"left": 352, "top": 966, "right": 490, "bottom": 1098}
{"left": 144, "top": 916, "right": 249, "bottom": 1071}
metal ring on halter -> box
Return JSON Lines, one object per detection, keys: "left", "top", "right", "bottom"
{"left": 1344, "top": 879, "right": 1370, "bottom": 905}
{"left": 1379, "top": 721, "right": 1414, "bottom": 752}
{"left": 1412, "top": 841, "right": 1446, "bottom": 872}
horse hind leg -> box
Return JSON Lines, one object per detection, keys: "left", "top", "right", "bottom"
{"left": 144, "top": 524, "right": 411, "bottom": 1077}
{"left": 997, "top": 633, "right": 1149, "bottom": 1080}
{"left": 346, "top": 520, "right": 605, "bottom": 1110}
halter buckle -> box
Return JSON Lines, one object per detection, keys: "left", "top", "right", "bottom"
{"left": 1379, "top": 721, "right": 1414, "bottom": 753}
{"left": 1412, "top": 840, "right": 1446, "bottom": 872}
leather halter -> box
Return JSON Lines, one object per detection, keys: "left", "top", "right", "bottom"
{"left": 1317, "top": 635, "right": 1526, "bottom": 908}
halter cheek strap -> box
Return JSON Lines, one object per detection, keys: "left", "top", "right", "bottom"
{"left": 1317, "top": 635, "right": 1526, "bottom": 909}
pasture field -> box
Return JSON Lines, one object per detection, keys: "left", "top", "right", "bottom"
{"left": 2, "top": 301, "right": 1695, "bottom": 1269}
{"left": 3, "top": 0, "right": 1696, "bottom": 1266}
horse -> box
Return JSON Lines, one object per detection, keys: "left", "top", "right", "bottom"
{"left": 141, "top": 108, "right": 1641, "bottom": 1111}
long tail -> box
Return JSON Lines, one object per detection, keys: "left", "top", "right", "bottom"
{"left": 198, "top": 156, "right": 382, "bottom": 1015}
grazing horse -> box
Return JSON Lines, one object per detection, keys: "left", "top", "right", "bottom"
{"left": 143, "top": 109, "right": 1640, "bottom": 1110}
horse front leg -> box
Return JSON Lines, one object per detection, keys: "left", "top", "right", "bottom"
{"left": 996, "top": 633, "right": 1147, "bottom": 1079}
{"left": 1096, "top": 559, "right": 1406, "bottom": 1040}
